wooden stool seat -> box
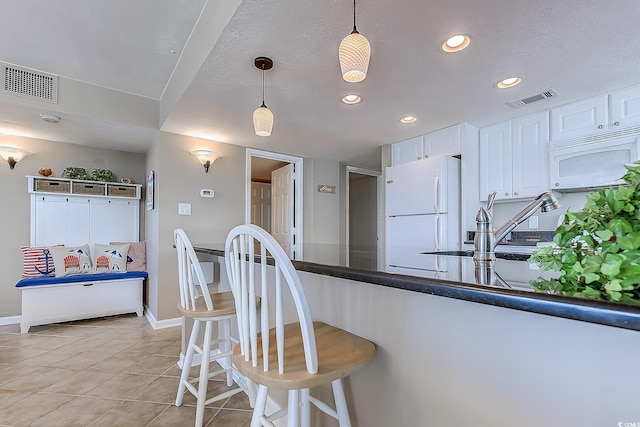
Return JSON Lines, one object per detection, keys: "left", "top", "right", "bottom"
{"left": 177, "top": 291, "right": 237, "bottom": 319}
{"left": 234, "top": 321, "right": 375, "bottom": 390}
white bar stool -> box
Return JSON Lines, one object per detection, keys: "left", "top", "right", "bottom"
{"left": 174, "top": 228, "right": 248, "bottom": 427}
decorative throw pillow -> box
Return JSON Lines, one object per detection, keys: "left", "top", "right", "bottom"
{"left": 110, "top": 241, "right": 146, "bottom": 272}
{"left": 21, "top": 246, "right": 61, "bottom": 277}
{"left": 93, "top": 243, "right": 130, "bottom": 273}
{"left": 49, "top": 245, "right": 92, "bottom": 277}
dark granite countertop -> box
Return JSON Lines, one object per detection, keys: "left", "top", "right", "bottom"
{"left": 193, "top": 242, "right": 640, "bottom": 332}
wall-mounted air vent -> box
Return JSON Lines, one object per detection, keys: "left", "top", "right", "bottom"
{"left": 1, "top": 63, "right": 58, "bottom": 104}
{"left": 507, "top": 88, "right": 557, "bottom": 108}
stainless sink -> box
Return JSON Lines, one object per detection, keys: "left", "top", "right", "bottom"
{"left": 421, "top": 250, "right": 530, "bottom": 261}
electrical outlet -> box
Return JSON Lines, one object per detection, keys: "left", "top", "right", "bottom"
{"left": 178, "top": 203, "right": 191, "bottom": 215}
{"left": 528, "top": 215, "right": 539, "bottom": 229}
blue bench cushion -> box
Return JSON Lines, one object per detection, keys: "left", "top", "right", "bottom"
{"left": 16, "top": 271, "right": 148, "bottom": 288}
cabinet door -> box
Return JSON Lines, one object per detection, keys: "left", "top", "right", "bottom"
{"left": 610, "top": 85, "right": 640, "bottom": 129}
{"left": 424, "top": 124, "right": 461, "bottom": 158}
{"left": 479, "top": 121, "right": 512, "bottom": 201}
{"left": 550, "top": 95, "right": 608, "bottom": 141}
{"left": 89, "top": 198, "right": 139, "bottom": 252}
{"left": 511, "top": 112, "right": 549, "bottom": 199}
{"left": 392, "top": 135, "right": 424, "bottom": 165}
{"left": 33, "top": 195, "right": 90, "bottom": 247}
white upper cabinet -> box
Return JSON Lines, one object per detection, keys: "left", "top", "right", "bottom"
{"left": 392, "top": 135, "right": 424, "bottom": 165}
{"left": 391, "top": 124, "right": 465, "bottom": 165}
{"left": 480, "top": 112, "right": 549, "bottom": 201}
{"left": 610, "top": 85, "right": 640, "bottom": 129}
{"left": 550, "top": 95, "right": 608, "bottom": 141}
{"left": 479, "top": 121, "right": 512, "bottom": 201}
{"left": 511, "top": 112, "right": 550, "bottom": 199}
{"left": 424, "top": 124, "right": 462, "bottom": 158}
{"left": 551, "top": 85, "right": 640, "bottom": 142}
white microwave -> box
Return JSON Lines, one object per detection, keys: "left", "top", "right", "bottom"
{"left": 549, "top": 136, "right": 639, "bottom": 191}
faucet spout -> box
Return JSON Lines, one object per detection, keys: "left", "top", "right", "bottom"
{"left": 493, "top": 192, "right": 560, "bottom": 245}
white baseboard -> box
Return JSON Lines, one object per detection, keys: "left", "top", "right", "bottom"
{"left": 144, "top": 305, "right": 181, "bottom": 330}
{"left": 0, "top": 315, "right": 21, "bottom": 326}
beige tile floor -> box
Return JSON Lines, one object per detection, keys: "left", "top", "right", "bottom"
{"left": 0, "top": 314, "right": 252, "bottom": 427}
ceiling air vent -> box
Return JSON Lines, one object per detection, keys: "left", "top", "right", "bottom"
{"left": 1, "top": 63, "right": 58, "bottom": 104}
{"left": 506, "top": 88, "right": 557, "bottom": 108}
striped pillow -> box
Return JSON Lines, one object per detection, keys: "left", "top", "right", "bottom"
{"left": 21, "top": 246, "right": 59, "bottom": 278}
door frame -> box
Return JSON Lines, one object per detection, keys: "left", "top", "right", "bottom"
{"left": 345, "top": 165, "right": 382, "bottom": 268}
{"left": 246, "top": 149, "right": 304, "bottom": 258}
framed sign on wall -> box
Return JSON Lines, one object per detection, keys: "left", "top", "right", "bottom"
{"left": 146, "top": 170, "right": 154, "bottom": 210}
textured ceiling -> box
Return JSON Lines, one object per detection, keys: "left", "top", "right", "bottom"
{"left": 1, "top": 0, "right": 640, "bottom": 169}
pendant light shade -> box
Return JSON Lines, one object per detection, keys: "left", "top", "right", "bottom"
{"left": 339, "top": 0, "right": 370, "bottom": 83}
{"left": 253, "top": 104, "right": 274, "bottom": 137}
{"left": 253, "top": 57, "right": 274, "bottom": 137}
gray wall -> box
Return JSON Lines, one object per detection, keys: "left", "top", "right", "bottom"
{"left": 146, "top": 131, "right": 246, "bottom": 322}
{"left": 0, "top": 135, "right": 145, "bottom": 318}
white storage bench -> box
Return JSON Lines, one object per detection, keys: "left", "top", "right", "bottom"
{"left": 16, "top": 271, "right": 147, "bottom": 333}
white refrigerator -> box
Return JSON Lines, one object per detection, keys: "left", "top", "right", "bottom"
{"left": 385, "top": 156, "right": 461, "bottom": 276}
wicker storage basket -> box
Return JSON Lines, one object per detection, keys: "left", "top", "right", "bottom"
{"left": 107, "top": 184, "right": 137, "bottom": 198}
{"left": 72, "top": 182, "right": 106, "bottom": 196}
{"left": 35, "top": 179, "right": 71, "bottom": 193}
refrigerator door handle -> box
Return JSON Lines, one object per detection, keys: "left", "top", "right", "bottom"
{"left": 433, "top": 175, "right": 440, "bottom": 213}
{"left": 435, "top": 215, "right": 441, "bottom": 250}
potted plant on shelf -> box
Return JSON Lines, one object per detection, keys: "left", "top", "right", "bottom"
{"left": 90, "top": 169, "right": 115, "bottom": 182}
{"left": 530, "top": 161, "right": 640, "bottom": 305}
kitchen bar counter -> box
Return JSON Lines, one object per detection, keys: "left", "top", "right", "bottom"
{"left": 193, "top": 243, "right": 640, "bottom": 332}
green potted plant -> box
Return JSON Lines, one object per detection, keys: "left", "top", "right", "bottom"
{"left": 529, "top": 161, "right": 640, "bottom": 305}
{"left": 90, "top": 169, "right": 115, "bottom": 182}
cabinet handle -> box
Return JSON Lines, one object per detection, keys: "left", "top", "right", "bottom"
{"left": 504, "top": 192, "right": 509, "bottom": 196}
{"left": 514, "top": 192, "right": 519, "bottom": 196}
{"left": 555, "top": 183, "right": 559, "bottom": 187}
{"left": 614, "top": 121, "right": 620, "bottom": 126}
{"left": 597, "top": 124, "right": 604, "bottom": 129}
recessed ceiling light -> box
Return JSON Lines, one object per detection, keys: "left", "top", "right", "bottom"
{"left": 342, "top": 94, "right": 361, "bottom": 104}
{"left": 400, "top": 116, "right": 417, "bottom": 124}
{"left": 442, "top": 34, "right": 471, "bottom": 52}
{"left": 39, "top": 113, "right": 61, "bottom": 123}
{"left": 497, "top": 77, "right": 522, "bottom": 89}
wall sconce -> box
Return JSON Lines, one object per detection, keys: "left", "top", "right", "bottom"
{"left": 191, "top": 149, "right": 222, "bottom": 173}
{"left": 0, "top": 146, "right": 31, "bottom": 170}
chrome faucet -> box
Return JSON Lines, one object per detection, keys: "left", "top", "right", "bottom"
{"left": 473, "top": 191, "right": 560, "bottom": 264}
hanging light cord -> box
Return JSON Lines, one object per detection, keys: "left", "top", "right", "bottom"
{"left": 352, "top": 0, "right": 358, "bottom": 33}
{"left": 261, "top": 66, "right": 266, "bottom": 108}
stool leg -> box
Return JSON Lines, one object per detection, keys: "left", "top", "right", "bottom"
{"left": 252, "top": 384, "right": 269, "bottom": 427}
{"left": 195, "top": 320, "right": 214, "bottom": 427}
{"left": 223, "top": 318, "right": 233, "bottom": 386}
{"left": 332, "top": 379, "right": 351, "bottom": 427}
{"left": 176, "top": 319, "right": 200, "bottom": 406}
{"left": 287, "top": 389, "right": 299, "bottom": 427}
{"left": 301, "top": 388, "right": 311, "bottom": 427}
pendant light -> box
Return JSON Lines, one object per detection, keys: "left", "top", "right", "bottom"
{"left": 253, "top": 57, "right": 274, "bottom": 137}
{"left": 339, "top": 0, "right": 370, "bottom": 83}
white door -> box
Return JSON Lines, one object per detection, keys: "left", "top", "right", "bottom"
{"left": 271, "top": 163, "right": 295, "bottom": 258}
{"left": 251, "top": 182, "right": 272, "bottom": 233}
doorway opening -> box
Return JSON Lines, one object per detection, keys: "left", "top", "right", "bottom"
{"left": 345, "top": 166, "right": 381, "bottom": 269}
{"left": 246, "top": 149, "right": 304, "bottom": 259}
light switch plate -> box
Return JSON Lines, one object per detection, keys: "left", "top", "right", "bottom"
{"left": 528, "top": 216, "right": 539, "bottom": 229}
{"left": 178, "top": 203, "right": 191, "bottom": 215}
